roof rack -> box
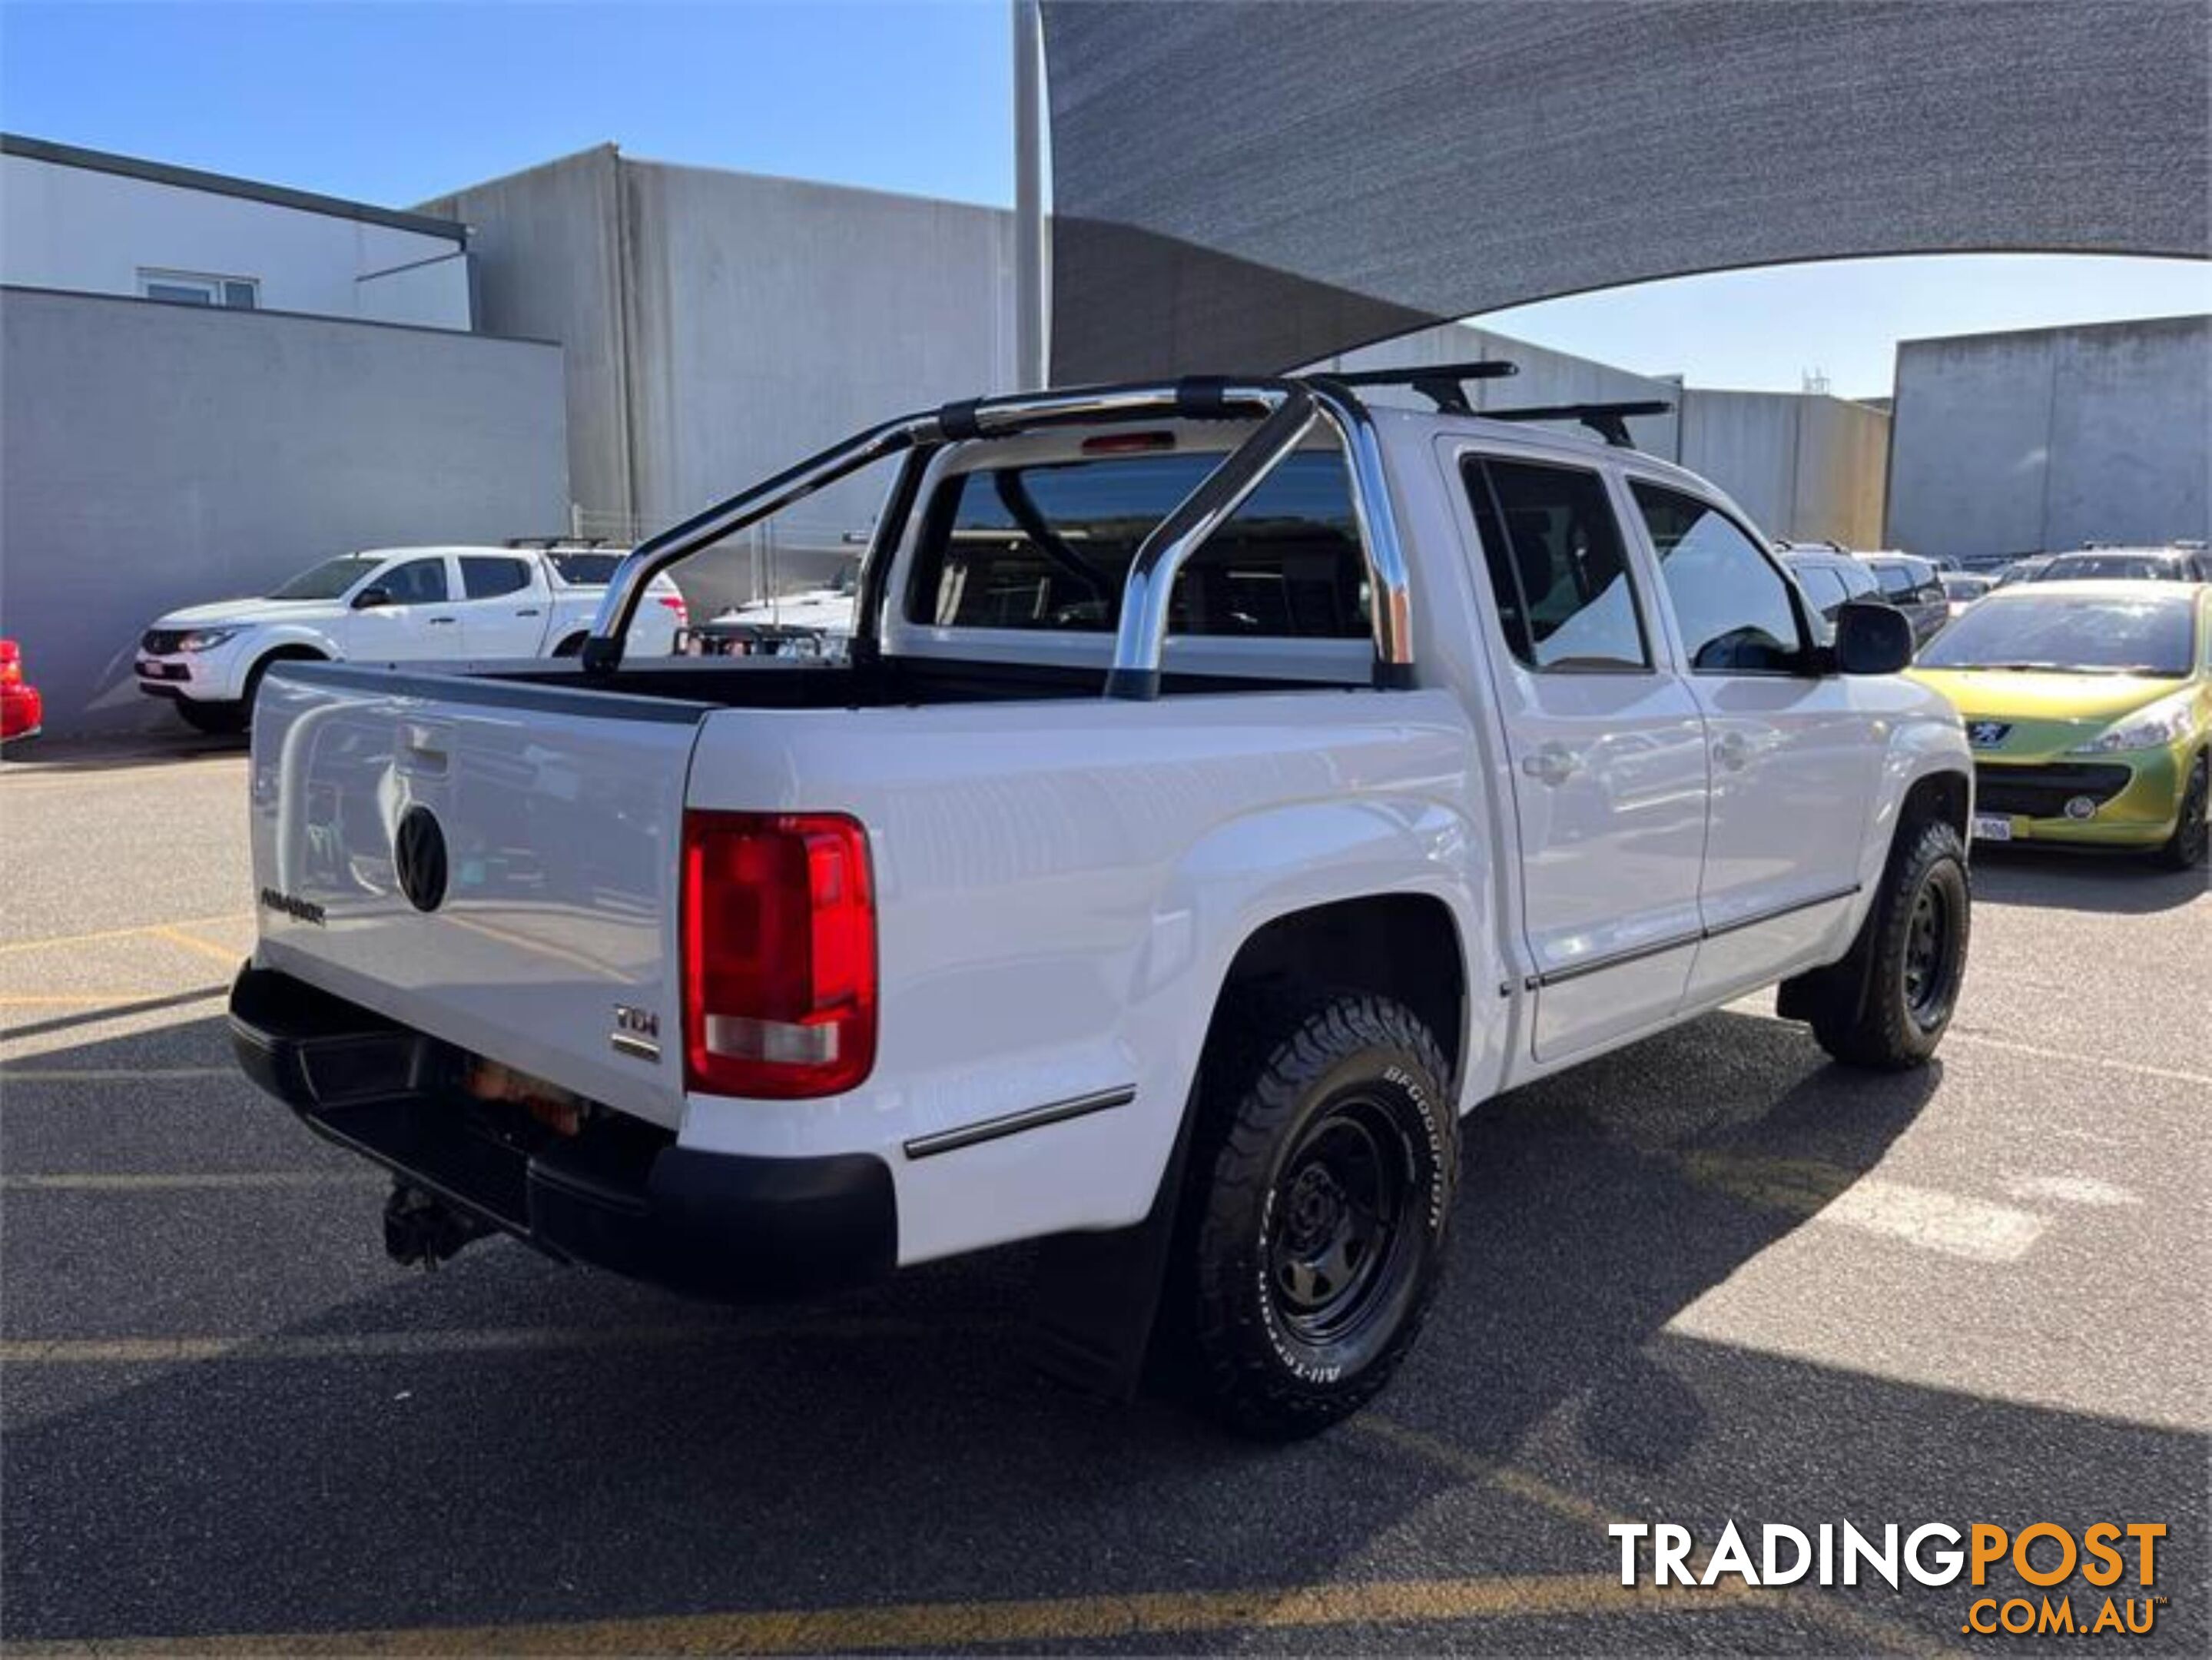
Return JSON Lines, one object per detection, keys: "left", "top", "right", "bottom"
{"left": 1478, "top": 400, "right": 1675, "bottom": 448}
{"left": 507, "top": 536, "right": 618, "bottom": 551}
{"left": 1314, "top": 359, "right": 1519, "bottom": 415}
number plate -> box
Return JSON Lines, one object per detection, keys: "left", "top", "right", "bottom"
{"left": 1972, "top": 813, "right": 2014, "bottom": 842}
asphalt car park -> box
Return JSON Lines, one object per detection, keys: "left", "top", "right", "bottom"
{"left": 3, "top": 740, "right": 2206, "bottom": 1655}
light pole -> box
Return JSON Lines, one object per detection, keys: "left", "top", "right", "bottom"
{"left": 1012, "top": 0, "right": 1047, "bottom": 390}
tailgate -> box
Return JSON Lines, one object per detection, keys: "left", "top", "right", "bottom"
{"left": 247, "top": 664, "right": 708, "bottom": 1128}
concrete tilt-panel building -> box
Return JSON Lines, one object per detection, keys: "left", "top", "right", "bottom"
{"left": 1887, "top": 314, "right": 2210, "bottom": 561}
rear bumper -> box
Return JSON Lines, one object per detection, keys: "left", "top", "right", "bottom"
{"left": 227, "top": 964, "right": 897, "bottom": 1300}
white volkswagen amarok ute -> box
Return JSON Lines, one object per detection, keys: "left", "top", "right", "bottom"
{"left": 229, "top": 364, "right": 1973, "bottom": 1437}
{"left": 136, "top": 543, "right": 685, "bottom": 733}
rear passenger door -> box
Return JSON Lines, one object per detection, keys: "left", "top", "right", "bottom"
{"left": 1628, "top": 483, "right": 1881, "bottom": 1001}
{"left": 1454, "top": 451, "right": 1710, "bottom": 1063}
{"left": 455, "top": 555, "right": 548, "bottom": 657}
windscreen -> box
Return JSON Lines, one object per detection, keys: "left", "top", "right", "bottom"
{"left": 2035, "top": 555, "right": 2165, "bottom": 582}
{"left": 907, "top": 450, "right": 1367, "bottom": 638}
{"left": 1918, "top": 594, "right": 2196, "bottom": 676}
{"left": 267, "top": 553, "right": 380, "bottom": 599}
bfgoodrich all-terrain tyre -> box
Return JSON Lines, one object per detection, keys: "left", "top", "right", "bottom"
{"left": 1805, "top": 817, "right": 1971, "bottom": 1070}
{"left": 1176, "top": 993, "right": 1458, "bottom": 1439}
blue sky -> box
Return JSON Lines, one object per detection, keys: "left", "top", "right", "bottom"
{"left": 4, "top": 1, "right": 2204, "bottom": 397}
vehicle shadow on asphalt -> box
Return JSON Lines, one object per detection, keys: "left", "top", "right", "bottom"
{"left": 4, "top": 1011, "right": 2204, "bottom": 1652}
{"left": 1972, "top": 845, "right": 2208, "bottom": 915}
{"left": 0, "top": 729, "right": 246, "bottom": 775}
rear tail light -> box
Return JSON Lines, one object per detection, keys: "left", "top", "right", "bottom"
{"left": 682, "top": 811, "right": 876, "bottom": 1098}
{"left": 658, "top": 595, "right": 689, "bottom": 627}
{"left": 0, "top": 641, "right": 20, "bottom": 687}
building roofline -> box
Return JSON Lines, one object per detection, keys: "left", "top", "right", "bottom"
{"left": 1895, "top": 311, "right": 2211, "bottom": 351}
{"left": 1, "top": 132, "right": 467, "bottom": 244}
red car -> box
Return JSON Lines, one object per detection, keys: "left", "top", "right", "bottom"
{"left": 1, "top": 638, "right": 42, "bottom": 742}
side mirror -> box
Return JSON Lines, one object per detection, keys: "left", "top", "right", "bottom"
{"left": 352, "top": 586, "right": 392, "bottom": 610}
{"left": 1832, "top": 599, "right": 1914, "bottom": 675}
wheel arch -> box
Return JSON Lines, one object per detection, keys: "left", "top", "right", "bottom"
{"left": 1205, "top": 894, "right": 1471, "bottom": 1094}
{"left": 247, "top": 641, "right": 331, "bottom": 692}
{"left": 1899, "top": 766, "right": 1970, "bottom": 842}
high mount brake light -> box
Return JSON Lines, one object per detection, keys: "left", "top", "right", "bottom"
{"left": 1080, "top": 431, "right": 1176, "bottom": 455}
{"left": 682, "top": 812, "right": 876, "bottom": 1098}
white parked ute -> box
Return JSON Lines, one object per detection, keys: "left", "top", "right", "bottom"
{"left": 137, "top": 543, "right": 685, "bottom": 733}
{"left": 230, "top": 364, "right": 1974, "bottom": 1437}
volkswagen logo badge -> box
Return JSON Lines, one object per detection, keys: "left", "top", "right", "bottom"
{"left": 393, "top": 805, "right": 449, "bottom": 913}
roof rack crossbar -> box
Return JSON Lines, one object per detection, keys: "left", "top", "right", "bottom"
{"left": 1315, "top": 359, "right": 1520, "bottom": 415}
{"left": 1479, "top": 400, "right": 1674, "bottom": 449}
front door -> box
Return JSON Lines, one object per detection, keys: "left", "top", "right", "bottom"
{"left": 1455, "top": 450, "right": 1710, "bottom": 1063}
{"left": 347, "top": 555, "right": 463, "bottom": 661}
{"left": 1627, "top": 483, "right": 1882, "bottom": 1001}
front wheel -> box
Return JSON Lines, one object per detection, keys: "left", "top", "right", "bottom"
{"left": 1806, "top": 818, "right": 1971, "bottom": 1070}
{"left": 1177, "top": 992, "right": 1457, "bottom": 1439}
{"left": 2152, "top": 752, "right": 2208, "bottom": 871}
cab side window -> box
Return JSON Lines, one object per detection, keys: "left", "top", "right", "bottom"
{"left": 460, "top": 556, "right": 531, "bottom": 599}
{"left": 1632, "top": 483, "right": 1806, "bottom": 673}
{"left": 1463, "top": 457, "right": 1648, "bottom": 672}
{"left": 380, "top": 559, "right": 449, "bottom": 605}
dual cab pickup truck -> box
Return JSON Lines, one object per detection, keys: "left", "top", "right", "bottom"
{"left": 230, "top": 364, "right": 1973, "bottom": 1437}
{"left": 137, "top": 543, "right": 685, "bottom": 733}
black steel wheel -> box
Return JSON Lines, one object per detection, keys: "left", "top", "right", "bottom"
{"left": 1176, "top": 991, "right": 1456, "bottom": 1439}
{"left": 1806, "top": 816, "right": 1971, "bottom": 1070}
{"left": 1268, "top": 1093, "right": 1414, "bottom": 1348}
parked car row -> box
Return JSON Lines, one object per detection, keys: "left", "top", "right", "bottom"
{"left": 134, "top": 543, "right": 687, "bottom": 733}
{"left": 1909, "top": 580, "right": 2210, "bottom": 868}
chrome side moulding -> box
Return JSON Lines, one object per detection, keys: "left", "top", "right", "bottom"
{"left": 901, "top": 1084, "right": 1139, "bottom": 1160}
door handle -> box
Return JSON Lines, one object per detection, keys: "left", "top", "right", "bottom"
{"left": 426, "top": 616, "right": 457, "bottom": 626}
{"left": 1519, "top": 743, "right": 1578, "bottom": 787}
{"left": 515, "top": 609, "right": 542, "bottom": 618}
{"left": 1713, "top": 731, "right": 1753, "bottom": 771}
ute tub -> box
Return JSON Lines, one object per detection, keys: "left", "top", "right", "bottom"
{"left": 227, "top": 965, "right": 897, "bottom": 1300}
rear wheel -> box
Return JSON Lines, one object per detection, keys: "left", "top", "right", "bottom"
{"left": 2152, "top": 752, "right": 2208, "bottom": 871}
{"left": 1176, "top": 992, "right": 1457, "bottom": 1439}
{"left": 1804, "top": 818, "right": 1970, "bottom": 1070}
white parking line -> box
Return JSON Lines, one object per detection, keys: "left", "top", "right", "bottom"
{"left": 1814, "top": 1176, "right": 2047, "bottom": 1263}
{"left": 0, "top": 1317, "right": 989, "bottom": 1366}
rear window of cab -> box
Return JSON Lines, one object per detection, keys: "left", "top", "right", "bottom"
{"left": 904, "top": 451, "right": 1369, "bottom": 639}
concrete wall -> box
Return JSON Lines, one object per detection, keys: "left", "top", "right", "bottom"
{"left": 424, "top": 150, "right": 1016, "bottom": 611}
{"left": 1888, "top": 314, "right": 2211, "bottom": 560}
{"left": 2, "top": 151, "right": 471, "bottom": 330}
{"left": 0, "top": 287, "right": 567, "bottom": 737}
{"left": 420, "top": 148, "right": 632, "bottom": 527}
{"left": 1678, "top": 390, "right": 1889, "bottom": 547}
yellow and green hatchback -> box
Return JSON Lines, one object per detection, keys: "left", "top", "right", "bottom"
{"left": 1909, "top": 580, "right": 2210, "bottom": 868}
